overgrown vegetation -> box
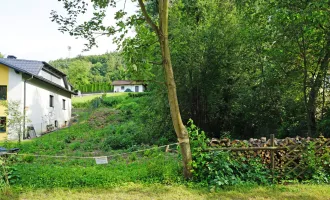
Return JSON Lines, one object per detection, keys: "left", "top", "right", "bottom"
{"left": 0, "top": 93, "right": 329, "bottom": 196}
{"left": 0, "top": 94, "right": 181, "bottom": 190}
{"left": 188, "top": 120, "right": 330, "bottom": 188}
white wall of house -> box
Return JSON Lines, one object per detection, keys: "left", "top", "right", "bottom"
{"left": 25, "top": 81, "right": 71, "bottom": 137}
{"left": 6, "top": 70, "right": 72, "bottom": 140}
{"left": 114, "top": 85, "right": 145, "bottom": 93}
{"left": 8, "top": 69, "right": 24, "bottom": 102}
{"left": 38, "top": 70, "right": 65, "bottom": 87}
{"left": 7, "top": 69, "right": 24, "bottom": 140}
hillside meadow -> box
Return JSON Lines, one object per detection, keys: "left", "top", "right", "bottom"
{"left": 1, "top": 93, "right": 329, "bottom": 199}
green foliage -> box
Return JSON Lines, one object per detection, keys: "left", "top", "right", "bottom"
{"left": 9, "top": 154, "right": 181, "bottom": 188}
{"left": 188, "top": 120, "right": 271, "bottom": 188}
{"left": 128, "top": 92, "right": 150, "bottom": 98}
{"left": 66, "top": 60, "right": 92, "bottom": 86}
{"left": 0, "top": 156, "right": 20, "bottom": 188}
{"left": 300, "top": 142, "right": 330, "bottom": 183}
{"left": 102, "top": 96, "right": 125, "bottom": 107}
{"left": 0, "top": 100, "right": 31, "bottom": 142}
{"left": 77, "top": 82, "right": 113, "bottom": 93}
{"left": 49, "top": 52, "right": 129, "bottom": 89}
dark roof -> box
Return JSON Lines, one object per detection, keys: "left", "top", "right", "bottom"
{"left": 0, "top": 58, "right": 43, "bottom": 75}
{"left": 112, "top": 80, "right": 145, "bottom": 86}
{"left": 0, "top": 58, "right": 76, "bottom": 95}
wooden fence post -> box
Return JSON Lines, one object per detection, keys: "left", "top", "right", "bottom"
{"left": 270, "top": 134, "right": 275, "bottom": 182}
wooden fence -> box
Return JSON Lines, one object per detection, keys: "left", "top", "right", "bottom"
{"left": 205, "top": 134, "right": 330, "bottom": 181}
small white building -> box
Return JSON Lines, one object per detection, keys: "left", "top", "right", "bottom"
{"left": 112, "top": 80, "right": 146, "bottom": 93}
{"left": 0, "top": 56, "right": 76, "bottom": 140}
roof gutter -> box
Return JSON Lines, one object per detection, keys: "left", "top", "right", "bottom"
{"left": 23, "top": 75, "right": 34, "bottom": 140}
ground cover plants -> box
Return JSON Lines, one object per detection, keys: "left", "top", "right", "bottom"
{"left": 1, "top": 94, "right": 329, "bottom": 199}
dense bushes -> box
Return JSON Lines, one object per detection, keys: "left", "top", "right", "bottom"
{"left": 188, "top": 120, "right": 330, "bottom": 188}
{"left": 76, "top": 82, "right": 113, "bottom": 93}
{"left": 188, "top": 120, "right": 271, "bottom": 188}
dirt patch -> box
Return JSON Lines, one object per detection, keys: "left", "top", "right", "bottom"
{"left": 88, "top": 108, "right": 121, "bottom": 128}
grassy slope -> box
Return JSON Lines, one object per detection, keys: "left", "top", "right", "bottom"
{"left": 1, "top": 93, "right": 329, "bottom": 199}
{"left": 72, "top": 93, "right": 127, "bottom": 103}
{"left": 2, "top": 184, "right": 330, "bottom": 200}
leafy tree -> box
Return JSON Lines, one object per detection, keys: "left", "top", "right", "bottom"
{"left": 50, "top": 52, "right": 128, "bottom": 85}
{"left": 51, "top": 0, "right": 193, "bottom": 178}
{"left": 67, "top": 60, "right": 92, "bottom": 86}
{"left": 0, "top": 53, "right": 4, "bottom": 58}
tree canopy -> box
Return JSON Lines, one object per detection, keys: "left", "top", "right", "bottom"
{"left": 51, "top": 0, "right": 330, "bottom": 140}
{"left": 49, "top": 52, "right": 129, "bottom": 86}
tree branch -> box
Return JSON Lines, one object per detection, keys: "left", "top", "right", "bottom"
{"left": 137, "top": 0, "right": 160, "bottom": 35}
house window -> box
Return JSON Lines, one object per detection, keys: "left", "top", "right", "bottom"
{"left": 50, "top": 95, "right": 54, "bottom": 107}
{"left": 55, "top": 120, "right": 58, "bottom": 128}
{"left": 0, "top": 86, "right": 7, "bottom": 100}
{"left": 121, "top": 86, "right": 125, "bottom": 90}
{"left": 0, "top": 117, "right": 6, "bottom": 133}
{"left": 62, "top": 99, "right": 66, "bottom": 110}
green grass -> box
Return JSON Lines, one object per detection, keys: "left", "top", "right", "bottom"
{"left": 1, "top": 184, "right": 330, "bottom": 200}
{"left": 1, "top": 95, "right": 329, "bottom": 199}
{"left": 72, "top": 93, "right": 127, "bottom": 103}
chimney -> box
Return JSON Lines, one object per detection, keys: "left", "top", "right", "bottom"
{"left": 7, "top": 55, "right": 17, "bottom": 59}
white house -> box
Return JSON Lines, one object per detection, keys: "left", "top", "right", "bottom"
{"left": 0, "top": 56, "right": 75, "bottom": 140}
{"left": 112, "top": 80, "right": 146, "bottom": 93}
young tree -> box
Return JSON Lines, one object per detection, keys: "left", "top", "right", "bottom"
{"left": 51, "top": 0, "right": 192, "bottom": 178}
{"left": 0, "top": 100, "right": 30, "bottom": 143}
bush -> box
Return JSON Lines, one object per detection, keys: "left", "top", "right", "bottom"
{"left": 102, "top": 132, "right": 135, "bottom": 150}
{"left": 299, "top": 141, "right": 330, "bottom": 183}
{"left": 102, "top": 96, "right": 125, "bottom": 107}
{"left": 128, "top": 92, "right": 150, "bottom": 98}
{"left": 188, "top": 120, "right": 271, "bottom": 188}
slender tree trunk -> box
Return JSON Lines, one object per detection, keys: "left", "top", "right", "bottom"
{"left": 158, "top": 0, "right": 192, "bottom": 179}
{"left": 138, "top": 0, "right": 192, "bottom": 178}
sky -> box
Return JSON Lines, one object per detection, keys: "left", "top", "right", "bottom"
{"left": 0, "top": 0, "right": 137, "bottom": 62}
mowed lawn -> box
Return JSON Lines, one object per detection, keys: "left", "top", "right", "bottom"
{"left": 2, "top": 184, "right": 330, "bottom": 200}
{"left": 72, "top": 92, "right": 127, "bottom": 103}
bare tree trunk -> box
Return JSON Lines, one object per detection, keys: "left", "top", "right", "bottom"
{"left": 138, "top": 0, "right": 192, "bottom": 178}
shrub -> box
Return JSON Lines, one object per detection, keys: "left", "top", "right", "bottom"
{"left": 128, "top": 92, "right": 150, "bottom": 98}
{"left": 101, "top": 132, "right": 135, "bottom": 150}
{"left": 188, "top": 119, "right": 271, "bottom": 188}
{"left": 102, "top": 96, "right": 125, "bottom": 107}
{"left": 299, "top": 142, "right": 330, "bottom": 183}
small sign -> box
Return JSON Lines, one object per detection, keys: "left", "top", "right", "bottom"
{"left": 95, "top": 156, "right": 108, "bottom": 165}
